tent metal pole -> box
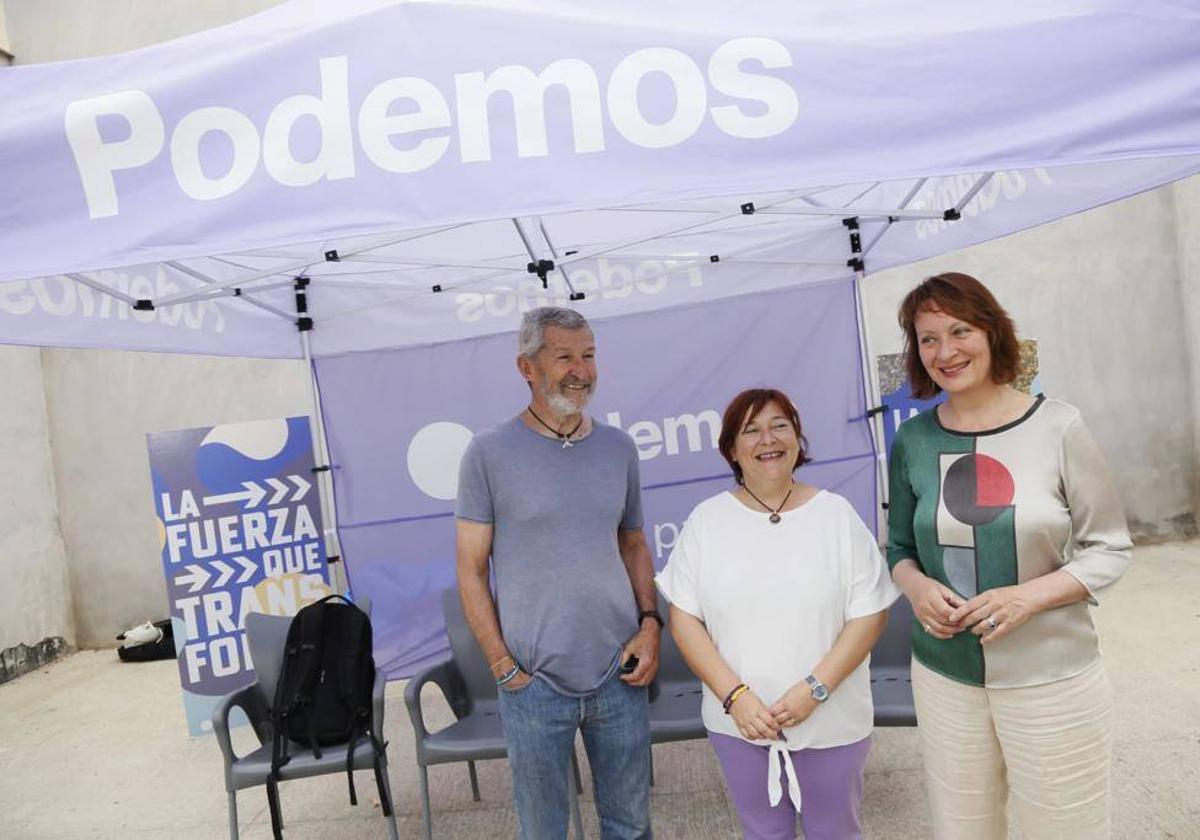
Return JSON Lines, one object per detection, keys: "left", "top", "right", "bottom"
{"left": 299, "top": 320, "right": 347, "bottom": 595}
{"left": 852, "top": 268, "right": 889, "bottom": 539}
{"left": 953, "top": 172, "right": 995, "bottom": 214}
{"left": 65, "top": 272, "right": 141, "bottom": 307}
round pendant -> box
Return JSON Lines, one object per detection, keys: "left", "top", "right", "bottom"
{"left": 769, "top": 513, "right": 782, "bottom": 524}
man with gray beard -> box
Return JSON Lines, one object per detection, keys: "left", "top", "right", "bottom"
{"left": 456, "top": 306, "right": 659, "bottom": 839}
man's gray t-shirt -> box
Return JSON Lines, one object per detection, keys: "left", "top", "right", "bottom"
{"left": 455, "top": 417, "right": 644, "bottom": 696}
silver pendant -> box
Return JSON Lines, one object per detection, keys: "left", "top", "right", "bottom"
{"left": 562, "top": 439, "right": 573, "bottom": 449}
{"left": 769, "top": 513, "right": 781, "bottom": 524}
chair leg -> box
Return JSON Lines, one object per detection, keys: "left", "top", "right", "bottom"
{"left": 468, "top": 760, "right": 481, "bottom": 802}
{"left": 419, "top": 764, "right": 433, "bottom": 840}
{"left": 376, "top": 755, "right": 400, "bottom": 840}
{"left": 226, "top": 790, "right": 239, "bottom": 840}
{"left": 569, "top": 753, "right": 584, "bottom": 838}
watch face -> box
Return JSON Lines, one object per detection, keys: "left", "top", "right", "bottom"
{"left": 813, "top": 684, "right": 829, "bottom": 702}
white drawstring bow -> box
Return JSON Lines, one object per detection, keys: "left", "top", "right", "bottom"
{"left": 766, "top": 741, "right": 803, "bottom": 813}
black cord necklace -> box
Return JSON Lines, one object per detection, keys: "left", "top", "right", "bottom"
{"left": 527, "top": 405, "right": 584, "bottom": 449}
{"left": 741, "top": 481, "right": 795, "bottom": 524}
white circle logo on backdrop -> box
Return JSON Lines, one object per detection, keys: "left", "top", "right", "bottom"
{"left": 406, "top": 422, "right": 475, "bottom": 500}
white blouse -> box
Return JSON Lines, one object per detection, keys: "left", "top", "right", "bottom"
{"left": 655, "top": 489, "right": 900, "bottom": 811}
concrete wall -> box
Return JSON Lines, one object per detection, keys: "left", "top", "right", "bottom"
{"left": 1171, "top": 176, "right": 1200, "bottom": 529}
{"left": 0, "top": 349, "right": 73, "bottom": 680}
{"left": 865, "top": 186, "right": 1199, "bottom": 540}
{"left": 2, "top": 0, "right": 282, "bottom": 62}
{"left": 40, "top": 349, "right": 310, "bottom": 648}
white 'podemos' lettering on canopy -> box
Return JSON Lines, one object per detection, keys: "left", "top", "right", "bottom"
{"left": 64, "top": 38, "right": 799, "bottom": 219}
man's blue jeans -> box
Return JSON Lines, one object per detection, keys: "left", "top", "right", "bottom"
{"left": 497, "top": 671, "right": 652, "bottom": 839}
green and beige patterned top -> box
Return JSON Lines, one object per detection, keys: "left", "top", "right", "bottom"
{"left": 886, "top": 396, "right": 1132, "bottom": 688}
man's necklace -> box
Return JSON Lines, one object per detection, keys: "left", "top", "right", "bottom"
{"left": 527, "top": 406, "right": 584, "bottom": 449}
{"left": 741, "top": 481, "right": 795, "bottom": 524}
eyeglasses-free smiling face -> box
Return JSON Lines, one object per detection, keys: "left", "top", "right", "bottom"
{"left": 733, "top": 401, "right": 801, "bottom": 486}
{"left": 914, "top": 306, "right": 994, "bottom": 395}
{"left": 521, "top": 325, "right": 597, "bottom": 415}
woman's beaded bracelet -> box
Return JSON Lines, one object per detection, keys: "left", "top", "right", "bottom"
{"left": 495, "top": 664, "right": 520, "bottom": 686}
{"left": 722, "top": 683, "right": 749, "bottom": 714}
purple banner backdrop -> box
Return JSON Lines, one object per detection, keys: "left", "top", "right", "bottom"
{"left": 315, "top": 279, "right": 874, "bottom": 677}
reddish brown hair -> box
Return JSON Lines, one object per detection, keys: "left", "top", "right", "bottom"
{"left": 717, "top": 388, "right": 812, "bottom": 485}
{"left": 898, "top": 272, "right": 1021, "bottom": 399}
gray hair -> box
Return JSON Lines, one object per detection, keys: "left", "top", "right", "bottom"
{"left": 518, "top": 307, "right": 590, "bottom": 358}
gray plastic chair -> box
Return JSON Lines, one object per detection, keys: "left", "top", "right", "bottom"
{"left": 647, "top": 597, "right": 705, "bottom": 784}
{"left": 869, "top": 597, "right": 918, "bottom": 726}
{"left": 212, "top": 598, "right": 399, "bottom": 840}
{"left": 405, "top": 587, "right": 583, "bottom": 839}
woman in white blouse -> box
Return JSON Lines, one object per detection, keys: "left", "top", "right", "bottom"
{"left": 656, "top": 388, "right": 899, "bottom": 840}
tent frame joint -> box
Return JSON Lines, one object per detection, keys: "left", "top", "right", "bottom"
{"left": 133, "top": 299, "right": 155, "bottom": 311}
{"left": 843, "top": 216, "right": 863, "bottom": 255}
{"left": 943, "top": 208, "right": 962, "bottom": 221}
{"left": 527, "top": 258, "right": 555, "bottom": 289}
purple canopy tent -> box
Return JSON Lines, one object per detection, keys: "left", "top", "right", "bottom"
{"left": 2, "top": 0, "right": 1198, "bottom": 674}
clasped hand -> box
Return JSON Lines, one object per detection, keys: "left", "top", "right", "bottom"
{"left": 946, "top": 585, "right": 1034, "bottom": 645}
{"left": 730, "top": 681, "right": 818, "bottom": 741}
{"left": 911, "top": 576, "right": 1035, "bottom": 644}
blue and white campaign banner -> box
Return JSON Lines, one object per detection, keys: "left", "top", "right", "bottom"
{"left": 147, "top": 416, "right": 332, "bottom": 735}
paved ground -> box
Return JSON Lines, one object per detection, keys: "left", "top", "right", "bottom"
{"left": 1, "top": 540, "right": 1197, "bottom": 839}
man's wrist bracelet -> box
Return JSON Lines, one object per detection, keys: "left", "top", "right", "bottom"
{"left": 489, "top": 654, "right": 515, "bottom": 673}
{"left": 496, "top": 665, "right": 520, "bottom": 686}
{"left": 638, "top": 609, "right": 664, "bottom": 630}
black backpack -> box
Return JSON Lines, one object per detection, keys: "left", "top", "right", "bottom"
{"left": 266, "top": 594, "right": 386, "bottom": 838}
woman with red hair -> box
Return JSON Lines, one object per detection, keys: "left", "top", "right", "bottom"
{"left": 887, "top": 272, "right": 1131, "bottom": 839}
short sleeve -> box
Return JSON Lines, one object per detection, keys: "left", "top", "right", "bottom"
{"left": 1059, "top": 415, "right": 1132, "bottom": 602}
{"left": 619, "top": 434, "right": 645, "bottom": 531}
{"left": 844, "top": 499, "right": 902, "bottom": 619}
{"left": 454, "top": 437, "right": 494, "bottom": 523}
{"left": 654, "top": 512, "right": 704, "bottom": 620}
{"left": 885, "top": 423, "right": 920, "bottom": 572}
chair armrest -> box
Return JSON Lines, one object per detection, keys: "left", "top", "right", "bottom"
{"left": 371, "top": 668, "right": 388, "bottom": 743}
{"left": 212, "top": 683, "right": 263, "bottom": 770}
{"left": 403, "top": 659, "right": 465, "bottom": 742}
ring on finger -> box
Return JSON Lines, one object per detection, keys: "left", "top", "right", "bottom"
{"left": 923, "top": 623, "right": 933, "bottom": 633}
{"left": 985, "top": 615, "right": 998, "bottom": 630}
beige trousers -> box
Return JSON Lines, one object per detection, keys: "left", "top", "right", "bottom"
{"left": 911, "top": 657, "right": 1114, "bottom": 840}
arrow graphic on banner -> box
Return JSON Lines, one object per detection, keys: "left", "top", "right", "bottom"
{"left": 289, "top": 474, "right": 312, "bottom": 501}
{"left": 203, "top": 481, "right": 267, "bottom": 509}
{"left": 174, "top": 564, "right": 212, "bottom": 594}
{"left": 233, "top": 555, "right": 256, "bottom": 583}
{"left": 211, "top": 560, "right": 234, "bottom": 588}
{"left": 266, "top": 477, "right": 290, "bottom": 505}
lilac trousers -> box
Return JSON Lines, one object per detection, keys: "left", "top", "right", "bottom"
{"left": 709, "top": 732, "right": 871, "bottom": 840}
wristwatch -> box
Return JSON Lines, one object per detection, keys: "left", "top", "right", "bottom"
{"left": 804, "top": 674, "right": 830, "bottom": 703}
